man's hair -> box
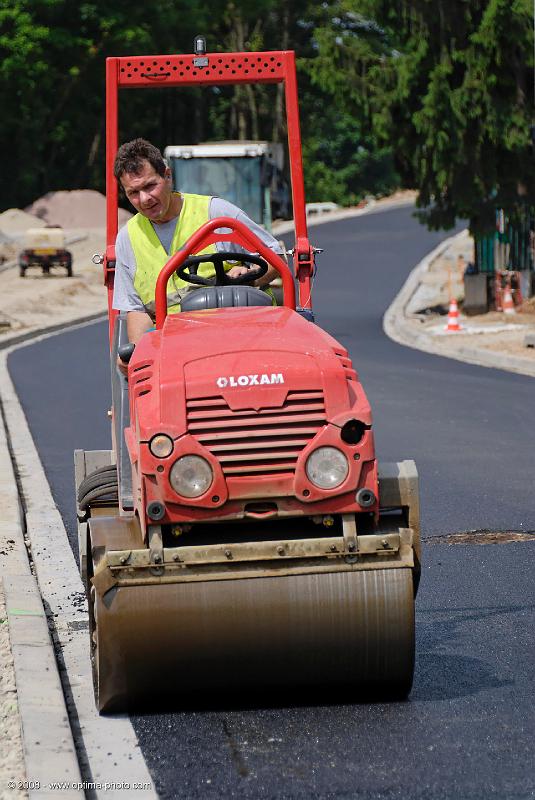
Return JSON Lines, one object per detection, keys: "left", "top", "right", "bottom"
{"left": 113, "top": 138, "right": 167, "bottom": 180}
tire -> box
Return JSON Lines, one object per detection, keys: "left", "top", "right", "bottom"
{"left": 77, "top": 465, "right": 118, "bottom": 510}
{"left": 78, "top": 465, "right": 118, "bottom": 498}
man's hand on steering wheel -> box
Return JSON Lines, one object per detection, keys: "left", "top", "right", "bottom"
{"left": 176, "top": 251, "right": 269, "bottom": 287}
{"left": 226, "top": 264, "right": 251, "bottom": 280}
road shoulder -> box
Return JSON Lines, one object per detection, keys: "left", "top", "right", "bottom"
{"left": 384, "top": 230, "right": 535, "bottom": 378}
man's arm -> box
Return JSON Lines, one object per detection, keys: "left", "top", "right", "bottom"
{"left": 116, "top": 311, "right": 152, "bottom": 377}
{"left": 113, "top": 228, "right": 153, "bottom": 374}
{"left": 126, "top": 310, "right": 153, "bottom": 344}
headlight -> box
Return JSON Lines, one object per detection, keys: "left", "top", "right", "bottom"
{"left": 169, "top": 455, "right": 213, "bottom": 498}
{"left": 149, "top": 434, "right": 174, "bottom": 458}
{"left": 305, "top": 447, "right": 349, "bottom": 490}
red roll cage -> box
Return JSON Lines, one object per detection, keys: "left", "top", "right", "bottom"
{"left": 105, "top": 48, "right": 314, "bottom": 342}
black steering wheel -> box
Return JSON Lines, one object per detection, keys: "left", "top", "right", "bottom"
{"left": 176, "top": 251, "right": 268, "bottom": 286}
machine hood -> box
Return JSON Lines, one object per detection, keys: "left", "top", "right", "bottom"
{"left": 131, "top": 306, "right": 371, "bottom": 437}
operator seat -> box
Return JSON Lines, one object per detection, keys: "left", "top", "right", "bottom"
{"left": 179, "top": 285, "right": 273, "bottom": 312}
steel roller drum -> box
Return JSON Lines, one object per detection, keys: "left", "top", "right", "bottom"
{"left": 92, "top": 567, "right": 415, "bottom": 712}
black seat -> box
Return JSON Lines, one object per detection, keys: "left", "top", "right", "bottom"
{"left": 179, "top": 285, "right": 273, "bottom": 311}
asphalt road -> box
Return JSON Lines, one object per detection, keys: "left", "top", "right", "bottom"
{"left": 8, "top": 205, "right": 535, "bottom": 799}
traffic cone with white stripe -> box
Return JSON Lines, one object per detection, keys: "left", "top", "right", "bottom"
{"left": 502, "top": 284, "right": 515, "bottom": 315}
{"left": 444, "top": 298, "right": 463, "bottom": 332}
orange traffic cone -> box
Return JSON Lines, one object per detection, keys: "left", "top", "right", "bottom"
{"left": 502, "top": 284, "right": 515, "bottom": 315}
{"left": 444, "top": 298, "right": 463, "bottom": 332}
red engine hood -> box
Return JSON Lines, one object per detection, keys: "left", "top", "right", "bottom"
{"left": 130, "top": 306, "right": 372, "bottom": 438}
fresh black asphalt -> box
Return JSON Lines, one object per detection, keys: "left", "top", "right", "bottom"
{"left": 8, "top": 205, "right": 535, "bottom": 799}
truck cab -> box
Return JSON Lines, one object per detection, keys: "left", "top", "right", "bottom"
{"left": 164, "top": 141, "right": 290, "bottom": 230}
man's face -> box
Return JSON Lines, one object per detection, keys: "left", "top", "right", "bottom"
{"left": 120, "top": 160, "right": 173, "bottom": 222}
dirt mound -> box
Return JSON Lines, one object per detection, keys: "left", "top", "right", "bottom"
{"left": 26, "top": 190, "right": 131, "bottom": 229}
{"left": 0, "top": 208, "right": 43, "bottom": 237}
{"left": 520, "top": 295, "right": 535, "bottom": 314}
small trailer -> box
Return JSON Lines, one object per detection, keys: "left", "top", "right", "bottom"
{"left": 19, "top": 227, "right": 72, "bottom": 277}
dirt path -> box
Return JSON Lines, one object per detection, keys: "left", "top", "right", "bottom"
{"left": 0, "top": 226, "right": 108, "bottom": 340}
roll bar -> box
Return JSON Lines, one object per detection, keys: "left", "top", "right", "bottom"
{"left": 105, "top": 48, "right": 314, "bottom": 344}
{"left": 154, "top": 217, "right": 295, "bottom": 328}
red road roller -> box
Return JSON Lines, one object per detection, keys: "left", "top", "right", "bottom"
{"left": 75, "top": 45, "right": 420, "bottom": 712}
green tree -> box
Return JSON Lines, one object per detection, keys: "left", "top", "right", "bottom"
{"left": 0, "top": 0, "right": 397, "bottom": 210}
{"left": 297, "top": 2, "right": 399, "bottom": 203}
{"left": 0, "top": 0, "right": 219, "bottom": 208}
{"left": 368, "top": 0, "right": 535, "bottom": 233}
{"left": 4, "top": 0, "right": 531, "bottom": 231}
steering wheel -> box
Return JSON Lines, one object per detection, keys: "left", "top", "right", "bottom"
{"left": 176, "top": 251, "right": 268, "bottom": 287}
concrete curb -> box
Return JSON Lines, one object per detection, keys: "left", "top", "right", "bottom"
{"left": 0, "top": 391, "right": 82, "bottom": 798}
{"left": 383, "top": 231, "right": 535, "bottom": 378}
{"left": 273, "top": 197, "right": 413, "bottom": 236}
{"left": 3, "top": 576, "right": 83, "bottom": 799}
{"left": 0, "top": 312, "right": 107, "bottom": 352}
{"left": 0, "top": 338, "right": 157, "bottom": 799}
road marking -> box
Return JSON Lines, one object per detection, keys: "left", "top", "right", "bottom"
{"left": 8, "top": 608, "right": 47, "bottom": 616}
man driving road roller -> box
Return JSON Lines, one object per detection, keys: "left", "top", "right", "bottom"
{"left": 112, "top": 138, "right": 283, "bottom": 353}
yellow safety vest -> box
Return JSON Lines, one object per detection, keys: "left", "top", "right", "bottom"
{"left": 128, "top": 192, "right": 276, "bottom": 316}
{"left": 129, "top": 192, "right": 219, "bottom": 317}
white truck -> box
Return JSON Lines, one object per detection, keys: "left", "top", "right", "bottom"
{"left": 164, "top": 141, "right": 290, "bottom": 230}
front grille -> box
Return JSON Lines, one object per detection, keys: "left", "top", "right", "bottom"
{"left": 186, "top": 390, "right": 326, "bottom": 476}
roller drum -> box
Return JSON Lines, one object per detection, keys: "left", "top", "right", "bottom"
{"left": 92, "top": 568, "right": 414, "bottom": 712}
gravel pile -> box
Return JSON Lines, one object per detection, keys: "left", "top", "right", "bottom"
{"left": 521, "top": 295, "right": 535, "bottom": 313}
{"left": 0, "top": 209, "right": 42, "bottom": 238}
{"left": 26, "top": 190, "right": 131, "bottom": 229}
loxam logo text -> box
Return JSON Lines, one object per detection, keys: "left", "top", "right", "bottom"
{"left": 216, "top": 373, "right": 285, "bottom": 388}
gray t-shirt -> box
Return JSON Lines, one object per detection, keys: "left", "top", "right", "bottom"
{"left": 112, "top": 196, "right": 283, "bottom": 312}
